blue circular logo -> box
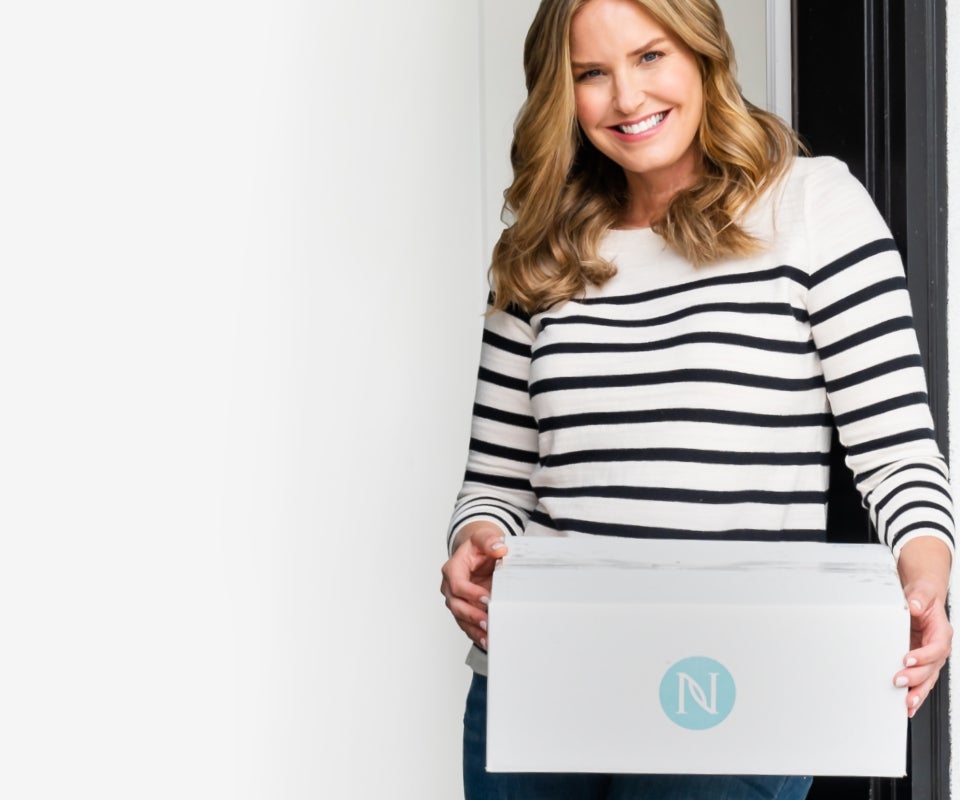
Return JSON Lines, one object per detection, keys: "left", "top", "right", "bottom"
{"left": 659, "top": 656, "right": 736, "bottom": 730}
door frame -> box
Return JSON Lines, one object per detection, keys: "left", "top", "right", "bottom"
{"left": 793, "top": 0, "right": 950, "bottom": 797}
{"left": 900, "top": 2, "right": 950, "bottom": 797}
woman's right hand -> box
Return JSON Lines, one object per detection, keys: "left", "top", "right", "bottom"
{"left": 440, "top": 522, "right": 509, "bottom": 650}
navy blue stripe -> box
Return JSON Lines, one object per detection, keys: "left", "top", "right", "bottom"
{"left": 809, "top": 277, "right": 905, "bottom": 326}
{"left": 857, "top": 460, "right": 948, "bottom": 488}
{"left": 874, "top": 481, "right": 953, "bottom": 515}
{"left": 891, "top": 521, "right": 955, "bottom": 548}
{"left": 478, "top": 366, "right": 527, "bottom": 393}
{"left": 530, "top": 368, "right": 824, "bottom": 397}
{"left": 885, "top": 500, "right": 955, "bottom": 529}
{"left": 577, "top": 264, "right": 811, "bottom": 305}
{"left": 817, "top": 317, "right": 914, "bottom": 360}
{"left": 824, "top": 355, "right": 922, "bottom": 393}
{"left": 463, "top": 470, "right": 531, "bottom": 493}
{"left": 539, "top": 407, "right": 832, "bottom": 433}
{"left": 845, "top": 428, "right": 935, "bottom": 458}
{"left": 483, "top": 328, "right": 531, "bottom": 358}
{"left": 809, "top": 238, "right": 900, "bottom": 288}
{"left": 529, "top": 510, "right": 825, "bottom": 541}
{"left": 833, "top": 393, "right": 929, "bottom": 427}
{"left": 453, "top": 510, "right": 521, "bottom": 535}
{"left": 541, "top": 448, "right": 829, "bottom": 468}
{"left": 470, "top": 437, "right": 538, "bottom": 464}
{"left": 539, "top": 302, "right": 808, "bottom": 331}
{"left": 532, "top": 331, "right": 815, "bottom": 361}
{"left": 473, "top": 402, "right": 538, "bottom": 430}
{"left": 534, "top": 485, "right": 827, "bottom": 505}
{"left": 457, "top": 497, "right": 527, "bottom": 529}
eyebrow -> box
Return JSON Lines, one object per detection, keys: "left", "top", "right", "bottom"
{"left": 570, "top": 36, "right": 669, "bottom": 70}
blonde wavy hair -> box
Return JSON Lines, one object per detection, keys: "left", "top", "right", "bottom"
{"left": 491, "top": 0, "right": 801, "bottom": 313}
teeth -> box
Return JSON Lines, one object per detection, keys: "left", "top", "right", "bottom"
{"left": 619, "top": 113, "right": 665, "bottom": 134}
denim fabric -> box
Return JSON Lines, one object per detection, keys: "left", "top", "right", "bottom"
{"left": 463, "top": 673, "right": 813, "bottom": 800}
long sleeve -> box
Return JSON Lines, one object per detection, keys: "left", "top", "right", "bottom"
{"left": 447, "top": 301, "right": 540, "bottom": 554}
{"left": 802, "top": 158, "right": 955, "bottom": 558}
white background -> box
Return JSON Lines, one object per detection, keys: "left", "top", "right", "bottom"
{"left": 1, "top": 1, "right": 482, "bottom": 797}
{"left": 1, "top": 1, "right": 955, "bottom": 798}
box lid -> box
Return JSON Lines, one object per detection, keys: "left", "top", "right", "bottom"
{"left": 493, "top": 536, "right": 906, "bottom": 608}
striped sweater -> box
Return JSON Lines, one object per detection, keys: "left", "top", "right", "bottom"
{"left": 449, "top": 156, "right": 954, "bottom": 563}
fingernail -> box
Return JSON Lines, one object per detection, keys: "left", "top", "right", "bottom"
{"left": 480, "top": 596, "right": 490, "bottom": 605}
{"left": 895, "top": 676, "right": 909, "bottom": 688}
{"left": 480, "top": 638, "right": 487, "bottom": 650}
{"left": 911, "top": 599, "right": 923, "bottom": 611}
{"left": 479, "top": 620, "right": 487, "bottom": 632}
{"left": 906, "top": 657, "right": 918, "bottom": 667}
{"left": 491, "top": 541, "right": 506, "bottom": 551}
{"left": 912, "top": 695, "right": 921, "bottom": 707}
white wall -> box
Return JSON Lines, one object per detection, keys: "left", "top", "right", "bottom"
{"left": 0, "top": 2, "right": 482, "bottom": 797}
{"left": 717, "top": 0, "right": 768, "bottom": 108}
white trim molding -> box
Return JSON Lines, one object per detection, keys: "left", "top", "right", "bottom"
{"left": 766, "top": 0, "right": 793, "bottom": 122}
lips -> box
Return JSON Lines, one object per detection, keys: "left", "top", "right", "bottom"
{"left": 613, "top": 110, "right": 669, "bottom": 135}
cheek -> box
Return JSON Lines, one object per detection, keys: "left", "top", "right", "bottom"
{"left": 667, "top": 77, "right": 703, "bottom": 133}
{"left": 573, "top": 95, "right": 590, "bottom": 127}
{"left": 688, "top": 89, "right": 705, "bottom": 132}
{"left": 574, "top": 87, "right": 605, "bottom": 127}
{"left": 683, "top": 74, "right": 705, "bottom": 117}
{"left": 575, "top": 105, "right": 607, "bottom": 151}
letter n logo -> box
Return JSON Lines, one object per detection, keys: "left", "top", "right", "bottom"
{"left": 659, "top": 657, "right": 735, "bottom": 730}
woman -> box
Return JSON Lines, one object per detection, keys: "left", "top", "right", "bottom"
{"left": 440, "top": 0, "right": 954, "bottom": 797}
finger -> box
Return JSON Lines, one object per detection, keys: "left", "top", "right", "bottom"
{"left": 907, "top": 595, "right": 951, "bottom": 624}
{"left": 442, "top": 544, "right": 504, "bottom": 598}
{"left": 452, "top": 526, "right": 508, "bottom": 560}
{"left": 440, "top": 564, "right": 488, "bottom": 604}
{"left": 445, "top": 594, "right": 489, "bottom": 629}
{"left": 906, "top": 595, "right": 932, "bottom": 614}
{"left": 441, "top": 578, "right": 489, "bottom": 620}
{"left": 443, "top": 570, "right": 493, "bottom": 608}
{"left": 442, "top": 539, "right": 506, "bottom": 586}
{"left": 894, "top": 647, "right": 948, "bottom": 683}
{"left": 903, "top": 639, "right": 952, "bottom": 667}
{"left": 455, "top": 617, "right": 488, "bottom": 649}
{"left": 905, "top": 612, "right": 952, "bottom": 653}
{"left": 894, "top": 663, "right": 944, "bottom": 693}
{"left": 906, "top": 596, "right": 951, "bottom": 636}
{"left": 906, "top": 673, "right": 940, "bottom": 718}
{"left": 469, "top": 526, "right": 508, "bottom": 552}
{"left": 464, "top": 536, "right": 508, "bottom": 572}
{"left": 903, "top": 580, "right": 943, "bottom": 610}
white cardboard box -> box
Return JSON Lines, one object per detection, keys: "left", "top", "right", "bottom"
{"left": 487, "top": 536, "right": 909, "bottom": 776}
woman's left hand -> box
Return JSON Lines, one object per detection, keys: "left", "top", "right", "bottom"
{"left": 893, "top": 580, "right": 952, "bottom": 717}
{"left": 893, "top": 538, "right": 953, "bottom": 718}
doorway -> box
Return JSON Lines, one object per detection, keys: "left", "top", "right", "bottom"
{"left": 793, "top": 0, "right": 950, "bottom": 798}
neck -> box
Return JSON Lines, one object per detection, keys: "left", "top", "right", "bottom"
{"left": 621, "top": 152, "right": 702, "bottom": 228}
{"left": 623, "top": 174, "right": 694, "bottom": 228}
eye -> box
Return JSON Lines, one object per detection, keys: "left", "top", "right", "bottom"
{"left": 640, "top": 51, "right": 664, "bottom": 64}
{"left": 575, "top": 68, "right": 604, "bottom": 82}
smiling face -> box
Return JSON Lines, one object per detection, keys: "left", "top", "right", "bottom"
{"left": 570, "top": 0, "right": 704, "bottom": 209}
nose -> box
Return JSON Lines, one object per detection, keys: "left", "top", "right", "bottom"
{"left": 612, "top": 71, "right": 646, "bottom": 115}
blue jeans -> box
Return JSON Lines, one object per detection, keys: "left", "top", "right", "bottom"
{"left": 463, "top": 673, "right": 813, "bottom": 800}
